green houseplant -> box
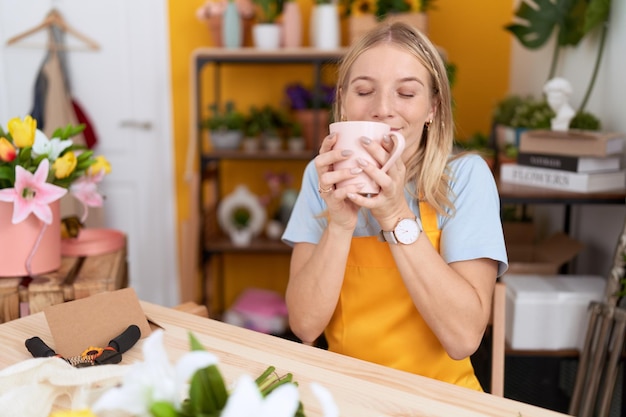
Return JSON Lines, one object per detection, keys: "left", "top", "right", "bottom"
{"left": 202, "top": 101, "right": 246, "bottom": 150}
{"left": 251, "top": 0, "right": 284, "bottom": 48}
{"left": 505, "top": 0, "right": 612, "bottom": 113}
{"left": 253, "top": 0, "right": 284, "bottom": 23}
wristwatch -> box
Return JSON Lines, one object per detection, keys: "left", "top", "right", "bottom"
{"left": 380, "top": 217, "right": 422, "bottom": 245}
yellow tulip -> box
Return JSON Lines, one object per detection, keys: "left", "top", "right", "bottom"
{"left": 0, "top": 137, "right": 16, "bottom": 161}
{"left": 7, "top": 115, "right": 36, "bottom": 148}
{"left": 53, "top": 151, "right": 78, "bottom": 179}
{"left": 88, "top": 155, "right": 112, "bottom": 176}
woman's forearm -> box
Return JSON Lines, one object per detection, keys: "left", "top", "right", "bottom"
{"left": 286, "top": 223, "right": 353, "bottom": 343}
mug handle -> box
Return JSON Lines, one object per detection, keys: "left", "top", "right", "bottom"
{"left": 380, "top": 132, "right": 406, "bottom": 172}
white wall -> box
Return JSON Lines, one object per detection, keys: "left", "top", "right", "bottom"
{"left": 508, "top": 1, "right": 626, "bottom": 276}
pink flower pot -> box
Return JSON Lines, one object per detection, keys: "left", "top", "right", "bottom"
{"left": 0, "top": 201, "right": 61, "bottom": 277}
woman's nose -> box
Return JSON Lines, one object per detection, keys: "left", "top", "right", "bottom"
{"left": 371, "top": 93, "right": 393, "bottom": 120}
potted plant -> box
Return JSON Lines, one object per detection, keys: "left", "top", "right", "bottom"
{"left": 241, "top": 112, "right": 262, "bottom": 153}
{"left": 457, "top": 132, "right": 496, "bottom": 172}
{"left": 284, "top": 82, "right": 334, "bottom": 150}
{"left": 505, "top": 0, "right": 611, "bottom": 114}
{"left": 491, "top": 94, "right": 602, "bottom": 167}
{"left": 343, "top": 0, "right": 435, "bottom": 43}
{"left": 251, "top": 0, "right": 283, "bottom": 48}
{"left": 287, "top": 121, "right": 305, "bottom": 152}
{"left": 246, "top": 105, "right": 288, "bottom": 152}
{"left": 218, "top": 185, "right": 266, "bottom": 246}
{"left": 202, "top": 101, "right": 246, "bottom": 150}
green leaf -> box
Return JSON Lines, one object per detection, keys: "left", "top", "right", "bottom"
{"left": 583, "top": 0, "right": 611, "bottom": 33}
{"left": 17, "top": 147, "right": 32, "bottom": 165}
{"left": 76, "top": 150, "right": 94, "bottom": 161}
{"left": 0, "top": 165, "right": 15, "bottom": 182}
{"left": 505, "top": 0, "right": 581, "bottom": 49}
{"left": 188, "top": 365, "right": 228, "bottom": 414}
{"left": 150, "top": 401, "right": 179, "bottom": 417}
{"left": 188, "top": 332, "right": 206, "bottom": 351}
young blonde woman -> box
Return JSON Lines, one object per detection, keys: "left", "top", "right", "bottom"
{"left": 282, "top": 22, "right": 508, "bottom": 390}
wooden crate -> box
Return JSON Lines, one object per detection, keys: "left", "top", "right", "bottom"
{"left": 0, "top": 278, "right": 21, "bottom": 323}
{"left": 0, "top": 247, "right": 127, "bottom": 322}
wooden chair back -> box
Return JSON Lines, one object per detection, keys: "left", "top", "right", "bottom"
{"left": 490, "top": 281, "right": 506, "bottom": 397}
{"left": 569, "top": 301, "right": 626, "bottom": 417}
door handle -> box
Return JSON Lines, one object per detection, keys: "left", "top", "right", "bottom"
{"left": 119, "top": 120, "right": 153, "bottom": 130}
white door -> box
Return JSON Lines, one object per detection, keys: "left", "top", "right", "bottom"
{"left": 0, "top": 0, "right": 180, "bottom": 306}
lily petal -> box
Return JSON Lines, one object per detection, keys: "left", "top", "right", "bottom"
{"left": 311, "top": 382, "right": 340, "bottom": 417}
{"left": 70, "top": 170, "right": 105, "bottom": 208}
{"left": 32, "top": 129, "right": 72, "bottom": 160}
{"left": 8, "top": 160, "right": 67, "bottom": 224}
{"left": 261, "top": 383, "right": 300, "bottom": 417}
{"left": 221, "top": 374, "right": 263, "bottom": 417}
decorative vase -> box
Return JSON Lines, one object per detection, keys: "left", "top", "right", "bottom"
{"left": 0, "top": 201, "right": 61, "bottom": 277}
{"left": 252, "top": 23, "right": 281, "bottom": 49}
{"left": 310, "top": 4, "right": 340, "bottom": 50}
{"left": 222, "top": 0, "right": 242, "bottom": 48}
{"left": 293, "top": 109, "right": 330, "bottom": 150}
{"left": 281, "top": 2, "right": 302, "bottom": 47}
{"left": 217, "top": 185, "right": 266, "bottom": 246}
{"left": 207, "top": 14, "right": 223, "bottom": 47}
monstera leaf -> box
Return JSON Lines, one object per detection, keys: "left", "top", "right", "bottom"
{"left": 505, "top": 0, "right": 611, "bottom": 113}
{"left": 506, "top": 0, "right": 610, "bottom": 49}
{"left": 505, "top": 0, "right": 579, "bottom": 49}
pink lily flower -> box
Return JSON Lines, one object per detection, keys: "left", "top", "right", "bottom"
{"left": 70, "top": 169, "right": 106, "bottom": 208}
{"left": 0, "top": 159, "right": 67, "bottom": 224}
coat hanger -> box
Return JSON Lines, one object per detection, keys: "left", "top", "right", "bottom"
{"left": 6, "top": 8, "right": 100, "bottom": 51}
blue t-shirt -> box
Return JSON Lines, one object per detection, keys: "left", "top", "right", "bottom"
{"left": 282, "top": 153, "right": 509, "bottom": 276}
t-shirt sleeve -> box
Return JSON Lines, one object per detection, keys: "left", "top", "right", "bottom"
{"left": 439, "top": 154, "right": 509, "bottom": 277}
{"left": 282, "top": 160, "right": 328, "bottom": 247}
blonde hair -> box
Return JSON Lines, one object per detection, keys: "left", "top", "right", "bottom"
{"left": 333, "top": 22, "right": 456, "bottom": 216}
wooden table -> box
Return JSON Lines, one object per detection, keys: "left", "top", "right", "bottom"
{"left": 0, "top": 301, "right": 569, "bottom": 417}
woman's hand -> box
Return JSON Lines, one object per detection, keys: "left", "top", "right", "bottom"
{"left": 345, "top": 133, "right": 412, "bottom": 231}
{"left": 315, "top": 132, "right": 364, "bottom": 231}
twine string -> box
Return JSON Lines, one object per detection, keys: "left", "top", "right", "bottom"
{"left": 25, "top": 221, "right": 48, "bottom": 277}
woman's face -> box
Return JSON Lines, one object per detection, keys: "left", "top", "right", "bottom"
{"left": 341, "top": 44, "right": 436, "bottom": 158}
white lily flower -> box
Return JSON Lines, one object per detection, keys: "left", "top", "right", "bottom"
{"left": 31, "top": 129, "right": 73, "bottom": 160}
{"left": 92, "top": 329, "right": 218, "bottom": 417}
{"left": 221, "top": 374, "right": 300, "bottom": 417}
{"left": 311, "top": 382, "right": 339, "bottom": 417}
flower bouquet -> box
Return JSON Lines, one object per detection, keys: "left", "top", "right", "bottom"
{"left": 0, "top": 115, "right": 110, "bottom": 276}
{"left": 33, "top": 330, "right": 339, "bottom": 417}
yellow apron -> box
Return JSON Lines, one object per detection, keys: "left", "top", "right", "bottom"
{"left": 325, "top": 201, "right": 483, "bottom": 390}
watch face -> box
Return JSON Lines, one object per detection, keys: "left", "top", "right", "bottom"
{"left": 395, "top": 218, "right": 420, "bottom": 244}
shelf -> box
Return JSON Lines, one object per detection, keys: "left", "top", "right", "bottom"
{"left": 497, "top": 177, "right": 626, "bottom": 205}
{"left": 204, "top": 235, "right": 292, "bottom": 254}
{"left": 193, "top": 47, "right": 348, "bottom": 65}
{"left": 202, "top": 149, "right": 316, "bottom": 161}
{"left": 191, "top": 47, "right": 343, "bottom": 311}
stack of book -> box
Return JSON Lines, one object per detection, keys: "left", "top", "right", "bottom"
{"left": 500, "top": 130, "right": 626, "bottom": 193}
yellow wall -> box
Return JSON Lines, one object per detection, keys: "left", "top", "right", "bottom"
{"left": 168, "top": 0, "right": 513, "bottom": 305}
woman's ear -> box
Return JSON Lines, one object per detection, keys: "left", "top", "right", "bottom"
{"left": 427, "top": 106, "right": 436, "bottom": 124}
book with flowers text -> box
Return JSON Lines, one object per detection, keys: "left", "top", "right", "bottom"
{"left": 516, "top": 152, "right": 622, "bottom": 173}
{"left": 519, "top": 130, "right": 625, "bottom": 158}
{"left": 500, "top": 163, "right": 626, "bottom": 193}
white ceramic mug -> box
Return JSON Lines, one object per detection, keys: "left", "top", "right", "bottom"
{"left": 330, "top": 121, "right": 406, "bottom": 195}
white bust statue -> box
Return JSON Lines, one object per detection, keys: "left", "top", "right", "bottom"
{"left": 543, "top": 77, "right": 575, "bottom": 131}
